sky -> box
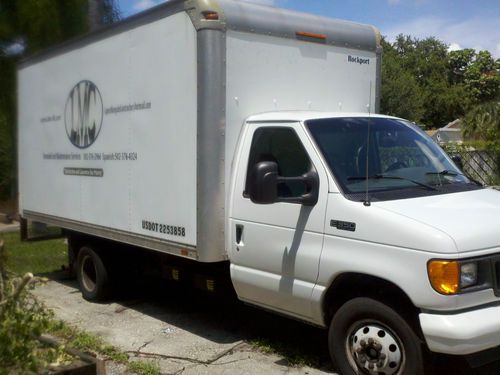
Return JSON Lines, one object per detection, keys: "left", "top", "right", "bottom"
{"left": 118, "top": 0, "right": 500, "bottom": 58}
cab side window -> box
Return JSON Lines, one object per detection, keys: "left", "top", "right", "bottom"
{"left": 245, "top": 127, "right": 311, "bottom": 198}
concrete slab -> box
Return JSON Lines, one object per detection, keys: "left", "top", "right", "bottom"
{"left": 0, "top": 221, "right": 20, "bottom": 233}
{"left": 33, "top": 277, "right": 335, "bottom": 375}
{"left": 32, "top": 274, "right": 500, "bottom": 375}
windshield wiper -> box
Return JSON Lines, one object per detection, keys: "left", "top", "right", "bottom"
{"left": 426, "top": 170, "right": 483, "bottom": 186}
{"left": 347, "top": 174, "right": 438, "bottom": 191}
{"left": 425, "top": 169, "right": 459, "bottom": 176}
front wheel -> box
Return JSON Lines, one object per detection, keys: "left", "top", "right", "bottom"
{"left": 329, "top": 297, "right": 424, "bottom": 375}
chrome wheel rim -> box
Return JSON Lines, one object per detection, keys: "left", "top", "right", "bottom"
{"left": 346, "top": 321, "right": 404, "bottom": 375}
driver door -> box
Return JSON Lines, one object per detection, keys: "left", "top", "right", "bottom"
{"left": 229, "top": 122, "right": 329, "bottom": 320}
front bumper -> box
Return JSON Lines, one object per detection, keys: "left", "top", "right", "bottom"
{"left": 420, "top": 305, "right": 500, "bottom": 355}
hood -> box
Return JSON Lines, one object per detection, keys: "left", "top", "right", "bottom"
{"left": 374, "top": 188, "right": 500, "bottom": 253}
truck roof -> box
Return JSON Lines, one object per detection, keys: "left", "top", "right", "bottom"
{"left": 246, "top": 112, "right": 397, "bottom": 123}
{"left": 19, "top": 0, "right": 381, "bottom": 69}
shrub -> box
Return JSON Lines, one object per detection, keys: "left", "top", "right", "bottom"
{"left": 0, "top": 241, "right": 53, "bottom": 374}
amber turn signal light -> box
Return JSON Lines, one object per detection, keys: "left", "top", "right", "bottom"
{"left": 427, "top": 260, "right": 460, "bottom": 295}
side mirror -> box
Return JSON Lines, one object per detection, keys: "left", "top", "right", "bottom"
{"left": 292, "top": 170, "right": 319, "bottom": 206}
{"left": 248, "top": 161, "right": 279, "bottom": 204}
{"left": 248, "top": 161, "right": 319, "bottom": 206}
{"left": 451, "top": 155, "right": 464, "bottom": 171}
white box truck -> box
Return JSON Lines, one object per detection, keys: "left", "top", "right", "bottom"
{"left": 17, "top": 0, "right": 500, "bottom": 374}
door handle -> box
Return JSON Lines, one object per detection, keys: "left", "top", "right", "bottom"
{"left": 236, "top": 224, "right": 244, "bottom": 245}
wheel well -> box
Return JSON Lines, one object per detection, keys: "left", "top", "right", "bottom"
{"left": 323, "top": 273, "right": 423, "bottom": 339}
{"left": 67, "top": 232, "right": 118, "bottom": 271}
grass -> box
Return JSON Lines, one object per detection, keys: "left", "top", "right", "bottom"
{"left": 0, "top": 230, "right": 67, "bottom": 275}
{"left": 127, "top": 360, "right": 161, "bottom": 375}
{"left": 48, "top": 319, "right": 161, "bottom": 374}
{"left": 48, "top": 321, "right": 128, "bottom": 363}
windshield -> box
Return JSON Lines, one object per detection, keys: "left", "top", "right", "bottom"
{"left": 306, "top": 117, "right": 481, "bottom": 201}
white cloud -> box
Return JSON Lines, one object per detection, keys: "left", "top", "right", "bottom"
{"left": 448, "top": 43, "right": 461, "bottom": 52}
{"left": 133, "top": 0, "right": 166, "bottom": 11}
{"left": 383, "top": 15, "right": 500, "bottom": 58}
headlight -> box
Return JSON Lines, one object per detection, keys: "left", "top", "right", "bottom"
{"left": 460, "top": 262, "right": 478, "bottom": 288}
{"left": 428, "top": 260, "right": 479, "bottom": 295}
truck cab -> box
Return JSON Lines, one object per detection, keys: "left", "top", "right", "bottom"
{"left": 229, "top": 112, "right": 500, "bottom": 375}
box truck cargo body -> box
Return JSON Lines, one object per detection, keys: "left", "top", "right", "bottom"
{"left": 18, "top": 0, "right": 379, "bottom": 262}
{"left": 18, "top": 1, "right": 500, "bottom": 374}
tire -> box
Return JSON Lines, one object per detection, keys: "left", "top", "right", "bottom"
{"left": 328, "top": 297, "right": 424, "bottom": 375}
{"left": 76, "top": 246, "right": 111, "bottom": 302}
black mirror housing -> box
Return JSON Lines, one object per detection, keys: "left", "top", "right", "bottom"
{"left": 248, "top": 161, "right": 320, "bottom": 206}
{"left": 248, "top": 161, "right": 279, "bottom": 204}
{"left": 298, "top": 170, "right": 319, "bottom": 206}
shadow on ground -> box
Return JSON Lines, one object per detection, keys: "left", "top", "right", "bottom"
{"left": 43, "top": 270, "right": 500, "bottom": 375}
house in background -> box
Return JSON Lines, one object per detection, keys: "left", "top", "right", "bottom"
{"left": 426, "top": 119, "right": 463, "bottom": 144}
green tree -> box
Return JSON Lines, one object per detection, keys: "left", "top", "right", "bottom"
{"left": 463, "top": 51, "right": 500, "bottom": 103}
{"left": 448, "top": 49, "right": 499, "bottom": 103}
{"left": 0, "top": 113, "right": 13, "bottom": 198}
{"left": 381, "top": 35, "right": 481, "bottom": 129}
{"left": 448, "top": 48, "right": 475, "bottom": 85}
{"left": 380, "top": 38, "right": 424, "bottom": 122}
{"left": 461, "top": 101, "right": 500, "bottom": 181}
{"left": 88, "top": 0, "right": 121, "bottom": 31}
{"left": 462, "top": 101, "right": 500, "bottom": 142}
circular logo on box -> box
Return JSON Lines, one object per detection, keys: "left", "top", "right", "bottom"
{"left": 64, "top": 80, "right": 103, "bottom": 149}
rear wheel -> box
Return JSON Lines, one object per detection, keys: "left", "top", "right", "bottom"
{"left": 329, "top": 297, "right": 424, "bottom": 375}
{"left": 76, "top": 246, "right": 111, "bottom": 301}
